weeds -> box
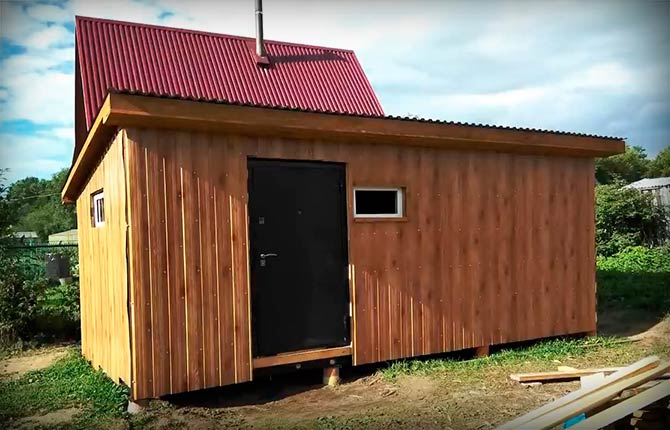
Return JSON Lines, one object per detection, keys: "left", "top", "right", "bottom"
{"left": 0, "top": 348, "right": 128, "bottom": 428}
{"left": 379, "top": 336, "right": 625, "bottom": 381}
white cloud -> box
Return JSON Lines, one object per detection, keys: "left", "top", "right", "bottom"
{"left": 2, "top": 71, "right": 74, "bottom": 125}
{"left": 23, "top": 25, "right": 73, "bottom": 50}
{"left": 0, "top": 132, "right": 73, "bottom": 182}
{"left": 563, "top": 62, "right": 635, "bottom": 91}
{"left": 50, "top": 127, "right": 74, "bottom": 140}
{"left": 26, "top": 4, "right": 71, "bottom": 23}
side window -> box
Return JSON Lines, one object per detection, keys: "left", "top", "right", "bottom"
{"left": 353, "top": 187, "right": 404, "bottom": 218}
{"left": 91, "top": 190, "right": 105, "bottom": 227}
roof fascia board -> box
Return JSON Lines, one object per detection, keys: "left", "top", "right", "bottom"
{"left": 63, "top": 92, "right": 625, "bottom": 201}
{"left": 62, "top": 94, "right": 115, "bottom": 203}
{"left": 105, "top": 93, "right": 624, "bottom": 157}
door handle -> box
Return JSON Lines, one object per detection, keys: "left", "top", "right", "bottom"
{"left": 260, "top": 253, "right": 278, "bottom": 258}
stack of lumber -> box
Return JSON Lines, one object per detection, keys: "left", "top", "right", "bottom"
{"left": 497, "top": 356, "right": 670, "bottom": 430}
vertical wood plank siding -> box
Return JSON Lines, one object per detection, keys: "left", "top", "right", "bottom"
{"left": 77, "top": 131, "right": 131, "bottom": 385}
{"left": 123, "top": 127, "right": 596, "bottom": 399}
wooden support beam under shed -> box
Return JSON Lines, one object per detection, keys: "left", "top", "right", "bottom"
{"left": 475, "top": 345, "right": 490, "bottom": 358}
{"left": 252, "top": 346, "right": 352, "bottom": 369}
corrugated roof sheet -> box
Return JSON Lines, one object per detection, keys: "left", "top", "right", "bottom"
{"left": 625, "top": 177, "right": 670, "bottom": 189}
{"left": 111, "top": 89, "right": 625, "bottom": 141}
{"left": 75, "top": 16, "right": 384, "bottom": 132}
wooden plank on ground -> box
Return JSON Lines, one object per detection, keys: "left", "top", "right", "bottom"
{"left": 572, "top": 380, "right": 669, "bottom": 430}
{"left": 517, "top": 361, "right": 670, "bottom": 430}
{"left": 510, "top": 367, "right": 622, "bottom": 382}
{"left": 497, "top": 356, "right": 661, "bottom": 429}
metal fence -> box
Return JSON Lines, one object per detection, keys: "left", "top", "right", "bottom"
{"left": 3, "top": 243, "right": 79, "bottom": 280}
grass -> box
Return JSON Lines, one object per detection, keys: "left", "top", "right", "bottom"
{"left": 596, "top": 246, "right": 670, "bottom": 312}
{"left": 378, "top": 336, "right": 636, "bottom": 381}
{"left": 0, "top": 347, "right": 129, "bottom": 429}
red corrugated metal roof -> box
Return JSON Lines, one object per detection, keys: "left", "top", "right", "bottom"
{"left": 74, "top": 15, "right": 384, "bottom": 134}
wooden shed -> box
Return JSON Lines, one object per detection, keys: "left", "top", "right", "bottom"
{"left": 63, "top": 17, "right": 624, "bottom": 400}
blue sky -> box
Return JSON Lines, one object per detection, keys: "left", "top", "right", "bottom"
{"left": 1, "top": 0, "right": 669, "bottom": 183}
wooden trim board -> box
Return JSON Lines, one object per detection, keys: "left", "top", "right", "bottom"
{"left": 573, "top": 380, "right": 669, "bottom": 430}
{"left": 497, "top": 356, "right": 661, "bottom": 429}
{"left": 253, "top": 346, "right": 352, "bottom": 369}
{"left": 510, "top": 367, "right": 623, "bottom": 382}
{"left": 515, "top": 360, "right": 670, "bottom": 430}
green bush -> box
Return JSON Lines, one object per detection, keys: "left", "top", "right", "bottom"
{"left": 595, "top": 184, "right": 669, "bottom": 256}
{"left": 0, "top": 250, "right": 48, "bottom": 344}
{"left": 597, "top": 246, "right": 670, "bottom": 311}
{"left": 35, "top": 281, "right": 81, "bottom": 339}
{"left": 0, "top": 247, "right": 80, "bottom": 344}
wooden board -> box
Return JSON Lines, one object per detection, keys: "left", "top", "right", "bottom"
{"left": 253, "top": 346, "right": 352, "bottom": 369}
{"left": 575, "top": 380, "right": 669, "bottom": 430}
{"left": 522, "top": 361, "right": 670, "bottom": 430}
{"left": 510, "top": 368, "right": 623, "bottom": 382}
{"left": 121, "top": 128, "right": 601, "bottom": 398}
{"left": 497, "top": 356, "right": 664, "bottom": 430}
{"left": 77, "top": 131, "right": 131, "bottom": 386}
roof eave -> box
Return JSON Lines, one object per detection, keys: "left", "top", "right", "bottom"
{"left": 62, "top": 92, "right": 625, "bottom": 203}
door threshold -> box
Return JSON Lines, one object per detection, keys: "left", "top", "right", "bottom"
{"left": 253, "top": 345, "right": 352, "bottom": 369}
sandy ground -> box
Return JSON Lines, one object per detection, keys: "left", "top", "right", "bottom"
{"left": 12, "top": 408, "right": 81, "bottom": 430}
{"left": 0, "top": 347, "right": 68, "bottom": 380}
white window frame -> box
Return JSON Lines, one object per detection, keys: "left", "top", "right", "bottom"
{"left": 92, "top": 191, "right": 105, "bottom": 227}
{"left": 353, "top": 187, "right": 404, "bottom": 218}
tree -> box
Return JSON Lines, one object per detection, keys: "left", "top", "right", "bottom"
{"left": 0, "top": 169, "right": 13, "bottom": 237}
{"left": 647, "top": 148, "right": 670, "bottom": 178}
{"left": 595, "top": 145, "right": 650, "bottom": 185}
{"left": 5, "top": 168, "right": 76, "bottom": 241}
{"left": 595, "top": 183, "right": 669, "bottom": 256}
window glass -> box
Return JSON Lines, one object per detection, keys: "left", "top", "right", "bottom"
{"left": 92, "top": 191, "right": 105, "bottom": 227}
{"left": 354, "top": 188, "right": 403, "bottom": 218}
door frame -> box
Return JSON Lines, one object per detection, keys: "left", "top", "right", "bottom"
{"left": 246, "top": 157, "right": 352, "bottom": 361}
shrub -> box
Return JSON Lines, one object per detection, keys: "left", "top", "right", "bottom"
{"left": 0, "top": 250, "right": 48, "bottom": 344}
{"left": 595, "top": 184, "right": 669, "bottom": 256}
{"left": 0, "top": 247, "right": 80, "bottom": 344}
{"left": 597, "top": 246, "right": 670, "bottom": 311}
{"left": 35, "top": 281, "right": 81, "bottom": 339}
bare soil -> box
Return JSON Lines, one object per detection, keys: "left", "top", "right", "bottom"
{"left": 13, "top": 407, "right": 81, "bottom": 430}
{"left": 0, "top": 347, "right": 68, "bottom": 379}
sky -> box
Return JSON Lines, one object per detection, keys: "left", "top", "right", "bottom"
{"left": 0, "top": 0, "right": 669, "bottom": 183}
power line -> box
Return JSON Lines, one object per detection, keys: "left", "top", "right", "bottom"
{"left": 4, "top": 192, "right": 61, "bottom": 202}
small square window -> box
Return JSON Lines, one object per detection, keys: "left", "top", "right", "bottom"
{"left": 92, "top": 191, "right": 105, "bottom": 227}
{"left": 354, "top": 188, "right": 404, "bottom": 218}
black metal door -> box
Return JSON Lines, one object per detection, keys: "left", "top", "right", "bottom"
{"left": 248, "top": 158, "right": 350, "bottom": 357}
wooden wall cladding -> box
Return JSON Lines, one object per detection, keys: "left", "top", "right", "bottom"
{"left": 124, "top": 129, "right": 252, "bottom": 400}
{"left": 77, "top": 131, "right": 131, "bottom": 385}
{"left": 124, "top": 127, "right": 596, "bottom": 399}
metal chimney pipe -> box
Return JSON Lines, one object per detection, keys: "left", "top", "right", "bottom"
{"left": 255, "top": 0, "right": 266, "bottom": 57}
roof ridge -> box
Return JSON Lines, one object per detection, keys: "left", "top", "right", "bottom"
{"left": 74, "top": 15, "right": 355, "bottom": 53}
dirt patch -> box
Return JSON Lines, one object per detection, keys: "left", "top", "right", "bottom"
{"left": 0, "top": 347, "right": 68, "bottom": 379}
{"left": 135, "top": 323, "right": 669, "bottom": 430}
{"left": 629, "top": 317, "right": 670, "bottom": 346}
{"left": 13, "top": 407, "right": 81, "bottom": 429}
{"left": 597, "top": 307, "right": 665, "bottom": 337}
